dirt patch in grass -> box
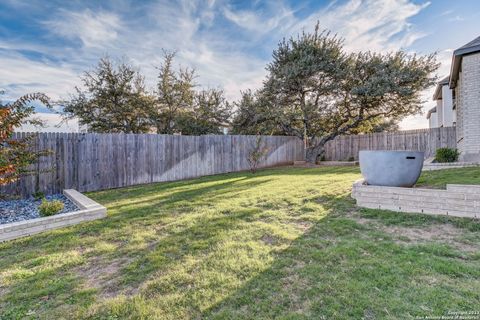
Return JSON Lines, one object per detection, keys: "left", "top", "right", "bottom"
{"left": 385, "top": 225, "right": 479, "bottom": 253}
{"left": 0, "top": 286, "right": 8, "bottom": 300}
{"left": 75, "top": 257, "right": 136, "bottom": 298}
{"left": 292, "top": 219, "right": 313, "bottom": 231}
{"left": 383, "top": 223, "right": 459, "bottom": 241}
{"left": 351, "top": 214, "right": 479, "bottom": 253}
{"left": 260, "top": 234, "right": 278, "bottom": 245}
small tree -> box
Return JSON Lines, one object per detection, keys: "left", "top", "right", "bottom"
{"left": 247, "top": 136, "right": 269, "bottom": 174}
{"left": 63, "top": 57, "right": 154, "bottom": 133}
{"left": 0, "top": 92, "right": 50, "bottom": 187}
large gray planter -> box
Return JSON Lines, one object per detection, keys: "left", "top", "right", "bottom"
{"left": 359, "top": 150, "right": 424, "bottom": 187}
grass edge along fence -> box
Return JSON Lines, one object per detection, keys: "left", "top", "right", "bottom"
{"left": 2, "top": 133, "right": 304, "bottom": 197}
{"left": 323, "top": 126, "right": 456, "bottom": 161}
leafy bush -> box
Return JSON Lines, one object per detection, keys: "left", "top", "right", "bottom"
{"left": 32, "top": 191, "right": 45, "bottom": 200}
{"left": 1, "top": 92, "right": 51, "bottom": 186}
{"left": 38, "top": 199, "right": 64, "bottom": 217}
{"left": 435, "top": 148, "right": 459, "bottom": 163}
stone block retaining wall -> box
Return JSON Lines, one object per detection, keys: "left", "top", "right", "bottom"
{"left": 422, "top": 162, "right": 480, "bottom": 171}
{"left": 0, "top": 189, "right": 106, "bottom": 242}
{"left": 352, "top": 181, "right": 479, "bottom": 219}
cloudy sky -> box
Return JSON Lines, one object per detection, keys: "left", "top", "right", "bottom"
{"left": 1, "top": 0, "right": 479, "bottom": 132}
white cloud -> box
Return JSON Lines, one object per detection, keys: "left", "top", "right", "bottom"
{"left": 439, "top": 10, "right": 453, "bottom": 17}
{"left": 0, "top": 52, "right": 79, "bottom": 101}
{"left": 224, "top": 0, "right": 429, "bottom": 52}
{"left": 101, "top": 0, "right": 269, "bottom": 100}
{"left": 16, "top": 113, "right": 79, "bottom": 133}
{"left": 223, "top": 4, "right": 296, "bottom": 35}
{"left": 222, "top": 0, "right": 433, "bottom": 102}
{"left": 290, "top": 0, "right": 429, "bottom": 52}
{"left": 448, "top": 15, "right": 464, "bottom": 22}
{"left": 44, "top": 9, "right": 122, "bottom": 48}
{"left": 1, "top": 0, "right": 439, "bottom": 131}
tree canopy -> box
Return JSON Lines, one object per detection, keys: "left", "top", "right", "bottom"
{"left": 63, "top": 58, "right": 154, "bottom": 133}
{"left": 177, "top": 88, "right": 232, "bottom": 135}
{"left": 64, "top": 54, "right": 232, "bottom": 135}
{"left": 150, "top": 51, "right": 196, "bottom": 134}
{"left": 232, "top": 24, "right": 439, "bottom": 162}
{"left": 61, "top": 24, "right": 438, "bottom": 161}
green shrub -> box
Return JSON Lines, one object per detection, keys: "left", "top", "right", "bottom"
{"left": 32, "top": 191, "right": 45, "bottom": 200}
{"left": 38, "top": 199, "right": 64, "bottom": 216}
{"left": 435, "top": 147, "right": 459, "bottom": 163}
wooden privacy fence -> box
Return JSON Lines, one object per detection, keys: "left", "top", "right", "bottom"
{"left": 323, "top": 127, "right": 457, "bottom": 161}
{"left": 1, "top": 133, "right": 304, "bottom": 197}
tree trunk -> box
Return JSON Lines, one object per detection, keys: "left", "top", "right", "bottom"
{"left": 305, "top": 144, "right": 325, "bottom": 163}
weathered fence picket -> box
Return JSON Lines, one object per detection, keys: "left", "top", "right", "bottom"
{"left": 323, "top": 127, "right": 456, "bottom": 161}
{"left": 1, "top": 133, "right": 304, "bottom": 196}
{"left": 1, "top": 127, "right": 457, "bottom": 197}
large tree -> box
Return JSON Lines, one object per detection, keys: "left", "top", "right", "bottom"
{"left": 230, "top": 90, "right": 283, "bottom": 135}
{"left": 63, "top": 58, "right": 154, "bottom": 133}
{"left": 236, "top": 24, "right": 438, "bottom": 162}
{"left": 150, "top": 51, "right": 196, "bottom": 134}
{"left": 150, "top": 52, "right": 232, "bottom": 135}
{"left": 177, "top": 88, "right": 231, "bottom": 135}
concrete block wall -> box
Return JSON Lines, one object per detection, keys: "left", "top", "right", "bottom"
{"left": 422, "top": 162, "right": 480, "bottom": 171}
{"left": 458, "top": 53, "right": 480, "bottom": 161}
{"left": 352, "top": 181, "right": 479, "bottom": 219}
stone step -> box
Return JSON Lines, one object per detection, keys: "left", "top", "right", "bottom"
{"left": 293, "top": 161, "right": 307, "bottom": 165}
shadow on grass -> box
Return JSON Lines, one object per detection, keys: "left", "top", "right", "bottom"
{"left": 103, "top": 177, "right": 268, "bottom": 213}
{"left": 200, "top": 198, "right": 480, "bottom": 319}
{"left": 88, "top": 165, "right": 359, "bottom": 201}
{"left": 0, "top": 166, "right": 357, "bottom": 318}
{"left": 1, "top": 180, "right": 479, "bottom": 319}
{"left": 0, "top": 176, "right": 274, "bottom": 317}
{"left": 78, "top": 192, "right": 358, "bottom": 319}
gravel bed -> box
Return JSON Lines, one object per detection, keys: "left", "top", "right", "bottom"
{"left": 0, "top": 194, "right": 79, "bottom": 225}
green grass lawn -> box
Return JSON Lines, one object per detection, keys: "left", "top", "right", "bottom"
{"left": 416, "top": 167, "right": 480, "bottom": 188}
{"left": 1, "top": 167, "right": 479, "bottom": 319}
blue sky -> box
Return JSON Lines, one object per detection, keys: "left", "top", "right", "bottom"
{"left": 1, "top": 0, "right": 479, "bottom": 130}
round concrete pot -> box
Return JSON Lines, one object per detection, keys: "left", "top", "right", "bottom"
{"left": 359, "top": 150, "right": 424, "bottom": 187}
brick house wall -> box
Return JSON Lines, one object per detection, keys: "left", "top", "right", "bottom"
{"left": 456, "top": 70, "right": 464, "bottom": 153}
{"left": 457, "top": 53, "right": 480, "bottom": 161}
